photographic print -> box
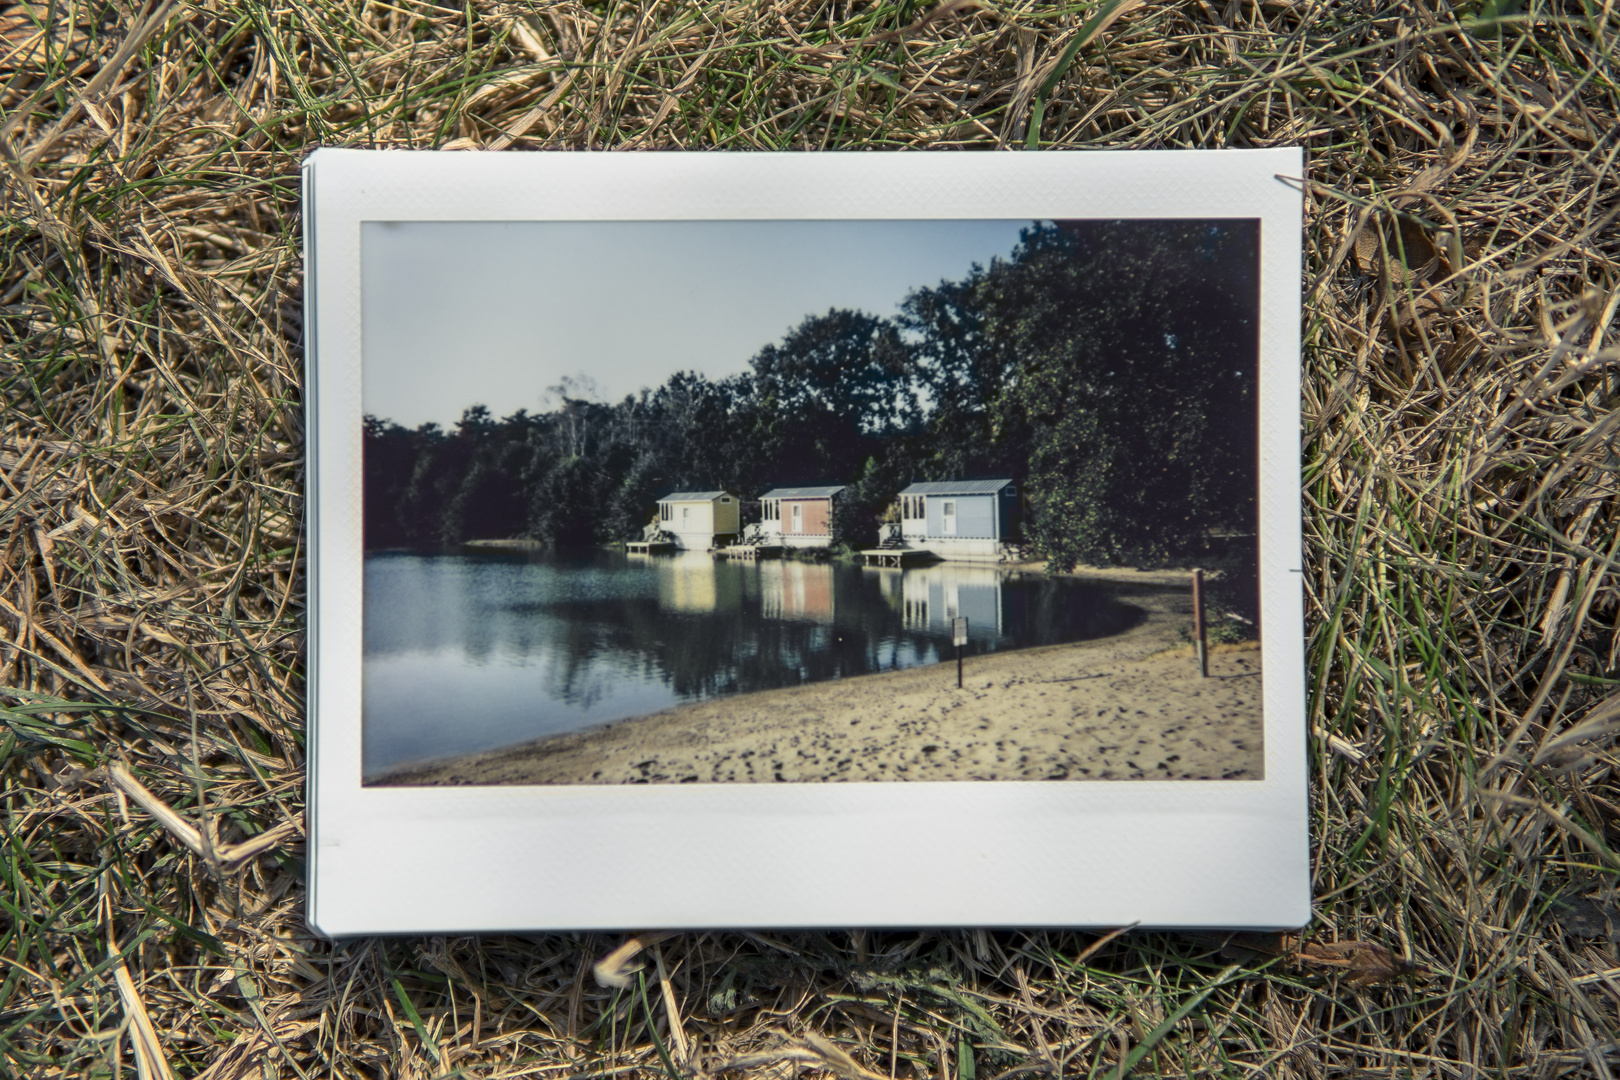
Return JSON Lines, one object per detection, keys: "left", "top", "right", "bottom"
{"left": 304, "top": 150, "right": 1307, "bottom": 932}
{"left": 359, "top": 217, "right": 1263, "bottom": 787}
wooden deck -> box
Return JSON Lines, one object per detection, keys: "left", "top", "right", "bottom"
{"left": 718, "top": 544, "right": 781, "bottom": 560}
{"left": 625, "top": 540, "right": 676, "bottom": 555}
{"left": 859, "top": 548, "right": 928, "bottom": 568}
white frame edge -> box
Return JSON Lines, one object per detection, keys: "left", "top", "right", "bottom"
{"left": 303, "top": 149, "right": 1308, "bottom": 936}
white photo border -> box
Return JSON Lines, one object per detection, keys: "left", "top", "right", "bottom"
{"left": 304, "top": 148, "right": 1307, "bottom": 935}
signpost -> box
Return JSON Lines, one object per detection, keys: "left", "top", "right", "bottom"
{"left": 1192, "top": 568, "right": 1208, "bottom": 678}
{"left": 953, "top": 617, "right": 968, "bottom": 688}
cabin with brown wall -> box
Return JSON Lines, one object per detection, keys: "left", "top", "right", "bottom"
{"left": 759, "top": 485, "right": 846, "bottom": 548}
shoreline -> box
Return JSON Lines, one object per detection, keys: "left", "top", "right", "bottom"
{"left": 447, "top": 540, "right": 1233, "bottom": 588}
{"left": 373, "top": 594, "right": 1263, "bottom": 786}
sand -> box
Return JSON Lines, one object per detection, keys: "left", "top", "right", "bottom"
{"left": 375, "top": 587, "right": 1264, "bottom": 786}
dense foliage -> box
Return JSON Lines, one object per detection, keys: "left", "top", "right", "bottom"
{"left": 365, "top": 221, "right": 1258, "bottom": 567}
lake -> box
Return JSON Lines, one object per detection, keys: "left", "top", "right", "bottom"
{"left": 362, "top": 549, "right": 1145, "bottom": 779}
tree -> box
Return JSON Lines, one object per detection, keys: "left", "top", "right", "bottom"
{"left": 604, "top": 450, "right": 666, "bottom": 541}
{"left": 983, "top": 221, "right": 1259, "bottom": 568}
{"left": 741, "top": 310, "right": 913, "bottom": 488}
{"left": 750, "top": 309, "right": 915, "bottom": 436}
{"left": 649, "top": 370, "right": 742, "bottom": 492}
{"left": 528, "top": 454, "right": 599, "bottom": 549}
{"left": 362, "top": 415, "right": 422, "bottom": 548}
{"left": 897, "top": 274, "right": 1025, "bottom": 479}
{"left": 834, "top": 455, "right": 908, "bottom": 550}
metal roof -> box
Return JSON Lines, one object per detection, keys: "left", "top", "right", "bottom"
{"left": 658, "top": 491, "right": 733, "bottom": 502}
{"left": 898, "top": 479, "right": 1016, "bottom": 496}
{"left": 760, "top": 485, "right": 846, "bottom": 499}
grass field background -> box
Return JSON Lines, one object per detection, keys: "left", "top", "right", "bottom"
{"left": 3, "top": 0, "right": 1619, "bottom": 1076}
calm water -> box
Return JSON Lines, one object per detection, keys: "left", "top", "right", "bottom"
{"left": 363, "top": 549, "right": 1144, "bottom": 778}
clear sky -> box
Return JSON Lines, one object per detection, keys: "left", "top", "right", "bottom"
{"left": 361, "top": 219, "right": 1033, "bottom": 429}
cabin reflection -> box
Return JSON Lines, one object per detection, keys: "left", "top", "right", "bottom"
{"left": 758, "top": 560, "right": 835, "bottom": 624}
{"left": 886, "top": 564, "right": 1006, "bottom": 639}
{"left": 655, "top": 550, "right": 740, "bottom": 614}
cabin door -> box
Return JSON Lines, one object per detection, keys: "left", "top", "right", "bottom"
{"left": 941, "top": 500, "right": 957, "bottom": 535}
{"left": 790, "top": 504, "right": 802, "bottom": 533}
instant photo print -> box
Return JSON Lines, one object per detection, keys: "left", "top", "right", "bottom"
{"left": 303, "top": 149, "right": 1307, "bottom": 934}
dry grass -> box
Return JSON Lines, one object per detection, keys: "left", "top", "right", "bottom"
{"left": 2, "top": 0, "right": 1618, "bottom": 1075}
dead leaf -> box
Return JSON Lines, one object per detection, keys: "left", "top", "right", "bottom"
{"left": 1074, "top": 923, "right": 1137, "bottom": 963}
{"left": 1352, "top": 227, "right": 1380, "bottom": 274}
{"left": 714, "top": 1032, "right": 888, "bottom": 1080}
{"left": 0, "top": 1, "right": 89, "bottom": 73}
{"left": 1294, "top": 940, "right": 1423, "bottom": 986}
{"left": 803, "top": 1031, "right": 877, "bottom": 1080}
{"left": 593, "top": 932, "right": 674, "bottom": 988}
{"left": 1351, "top": 219, "right": 1446, "bottom": 286}
{"left": 1396, "top": 216, "right": 1442, "bottom": 277}
{"left": 112, "top": 941, "right": 175, "bottom": 1080}
{"left": 507, "top": 14, "right": 552, "bottom": 63}
{"left": 108, "top": 764, "right": 208, "bottom": 858}
{"left": 1552, "top": 896, "right": 1620, "bottom": 940}
{"left": 1385, "top": 290, "right": 1448, "bottom": 344}
{"left": 107, "top": 765, "right": 300, "bottom": 871}
{"left": 193, "top": 1030, "right": 273, "bottom": 1080}
{"left": 1533, "top": 694, "right": 1620, "bottom": 770}
{"left": 861, "top": 0, "right": 983, "bottom": 45}
{"left": 193, "top": 1020, "right": 320, "bottom": 1080}
{"left": 487, "top": 68, "right": 579, "bottom": 150}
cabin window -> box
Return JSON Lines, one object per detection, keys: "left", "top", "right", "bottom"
{"left": 720, "top": 497, "right": 730, "bottom": 503}
{"left": 660, "top": 504, "right": 669, "bottom": 521}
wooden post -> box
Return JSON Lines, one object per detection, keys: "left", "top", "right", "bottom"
{"left": 953, "top": 617, "right": 968, "bottom": 688}
{"left": 1192, "top": 568, "right": 1208, "bottom": 678}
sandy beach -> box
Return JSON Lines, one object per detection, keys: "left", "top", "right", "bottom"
{"left": 375, "top": 585, "right": 1263, "bottom": 785}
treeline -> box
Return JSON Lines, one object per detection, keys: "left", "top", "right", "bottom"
{"left": 364, "top": 220, "right": 1259, "bottom": 569}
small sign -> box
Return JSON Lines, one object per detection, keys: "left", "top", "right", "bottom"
{"left": 952, "top": 617, "right": 969, "bottom": 646}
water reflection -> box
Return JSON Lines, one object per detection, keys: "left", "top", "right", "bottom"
{"left": 363, "top": 549, "right": 1143, "bottom": 778}
{"left": 655, "top": 550, "right": 741, "bottom": 614}
{"left": 759, "top": 560, "right": 836, "bottom": 623}
{"left": 870, "top": 563, "right": 1007, "bottom": 639}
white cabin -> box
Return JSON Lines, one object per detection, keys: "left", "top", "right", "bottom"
{"left": 656, "top": 491, "right": 740, "bottom": 550}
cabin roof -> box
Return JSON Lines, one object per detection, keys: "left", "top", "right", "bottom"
{"left": 760, "top": 485, "right": 846, "bottom": 500}
{"left": 898, "top": 479, "right": 1016, "bottom": 496}
{"left": 658, "top": 490, "right": 732, "bottom": 502}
